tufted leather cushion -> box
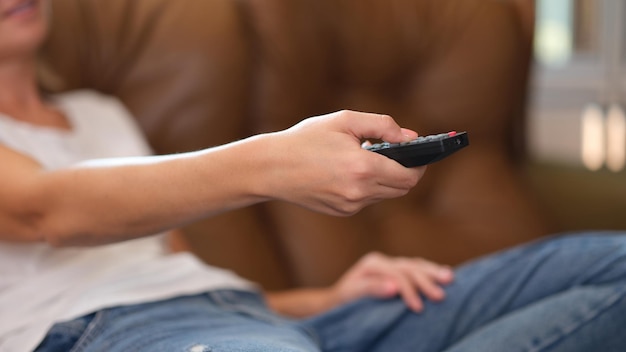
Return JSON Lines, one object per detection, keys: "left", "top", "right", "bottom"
{"left": 40, "top": 0, "right": 549, "bottom": 289}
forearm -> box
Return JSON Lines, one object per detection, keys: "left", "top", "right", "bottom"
{"left": 10, "top": 134, "right": 276, "bottom": 246}
{"left": 265, "top": 288, "right": 340, "bottom": 318}
{"left": 2, "top": 110, "right": 424, "bottom": 246}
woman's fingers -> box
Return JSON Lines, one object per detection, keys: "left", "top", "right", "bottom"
{"left": 341, "top": 252, "right": 455, "bottom": 313}
{"left": 377, "top": 255, "right": 455, "bottom": 311}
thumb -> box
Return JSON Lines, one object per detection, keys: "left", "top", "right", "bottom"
{"left": 342, "top": 111, "right": 417, "bottom": 144}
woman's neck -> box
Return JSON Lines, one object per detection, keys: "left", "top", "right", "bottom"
{"left": 0, "top": 57, "right": 41, "bottom": 107}
{"left": 0, "top": 57, "right": 70, "bottom": 130}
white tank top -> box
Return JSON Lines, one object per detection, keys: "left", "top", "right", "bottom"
{"left": 0, "top": 91, "right": 254, "bottom": 352}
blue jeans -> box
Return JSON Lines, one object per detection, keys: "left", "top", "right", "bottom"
{"left": 36, "top": 232, "right": 626, "bottom": 352}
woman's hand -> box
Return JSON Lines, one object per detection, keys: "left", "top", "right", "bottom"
{"left": 331, "top": 251, "right": 454, "bottom": 312}
{"left": 262, "top": 110, "right": 426, "bottom": 216}
{"left": 266, "top": 252, "right": 454, "bottom": 317}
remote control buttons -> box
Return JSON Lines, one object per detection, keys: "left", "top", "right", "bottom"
{"left": 364, "top": 131, "right": 469, "bottom": 167}
{"left": 365, "top": 142, "right": 391, "bottom": 150}
{"left": 364, "top": 131, "right": 467, "bottom": 152}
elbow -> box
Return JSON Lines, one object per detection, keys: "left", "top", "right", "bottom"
{"left": 42, "top": 230, "right": 72, "bottom": 248}
{"left": 41, "top": 229, "right": 88, "bottom": 248}
{"left": 10, "top": 211, "right": 79, "bottom": 247}
{"left": 40, "top": 221, "right": 91, "bottom": 248}
{"left": 2, "top": 212, "right": 49, "bottom": 244}
{"left": 3, "top": 186, "right": 94, "bottom": 247}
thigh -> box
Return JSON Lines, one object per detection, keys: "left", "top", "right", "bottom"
{"left": 443, "top": 284, "right": 626, "bottom": 352}
{"left": 35, "top": 313, "right": 96, "bottom": 352}
{"left": 302, "top": 232, "right": 626, "bottom": 352}
{"left": 38, "top": 291, "right": 320, "bottom": 352}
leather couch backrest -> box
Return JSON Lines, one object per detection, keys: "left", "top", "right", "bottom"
{"left": 40, "top": 0, "right": 548, "bottom": 289}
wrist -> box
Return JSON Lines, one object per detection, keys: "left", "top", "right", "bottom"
{"left": 244, "top": 131, "right": 292, "bottom": 203}
{"left": 328, "top": 283, "right": 348, "bottom": 307}
{"left": 225, "top": 132, "right": 278, "bottom": 203}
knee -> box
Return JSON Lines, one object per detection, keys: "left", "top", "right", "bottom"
{"left": 538, "top": 231, "right": 626, "bottom": 254}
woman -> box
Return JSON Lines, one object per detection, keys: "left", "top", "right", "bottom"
{"left": 1, "top": 1, "right": 625, "bottom": 351}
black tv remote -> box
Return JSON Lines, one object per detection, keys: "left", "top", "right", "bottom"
{"left": 364, "top": 131, "right": 469, "bottom": 167}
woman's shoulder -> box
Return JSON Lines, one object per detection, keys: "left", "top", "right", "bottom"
{"left": 52, "top": 89, "right": 136, "bottom": 128}
{"left": 51, "top": 89, "right": 125, "bottom": 109}
{"left": 53, "top": 89, "right": 154, "bottom": 156}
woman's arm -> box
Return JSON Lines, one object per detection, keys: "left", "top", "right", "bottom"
{"left": 0, "top": 111, "right": 424, "bottom": 246}
{"left": 265, "top": 252, "right": 455, "bottom": 317}
{"left": 266, "top": 288, "right": 339, "bottom": 318}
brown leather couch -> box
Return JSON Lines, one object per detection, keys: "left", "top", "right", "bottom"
{"left": 40, "top": 0, "right": 550, "bottom": 290}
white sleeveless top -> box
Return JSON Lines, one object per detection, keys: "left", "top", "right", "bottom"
{"left": 0, "top": 91, "right": 254, "bottom": 352}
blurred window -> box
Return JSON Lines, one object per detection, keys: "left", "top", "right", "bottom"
{"left": 530, "top": 0, "right": 626, "bottom": 173}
